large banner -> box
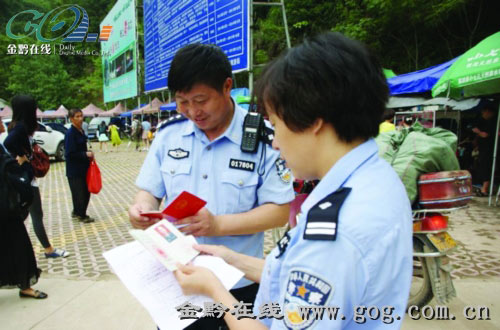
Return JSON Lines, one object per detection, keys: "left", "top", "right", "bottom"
{"left": 101, "top": 0, "right": 138, "bottom": 102}
{"left": 143, "top": 0, "right": 249, "bottom": 92}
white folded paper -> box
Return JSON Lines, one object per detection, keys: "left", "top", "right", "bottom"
{"left": 129, "top": 220, "right": 199, "bottom": 271}
{"left": 103, "top": 241, "right": 244, "bottom": 330}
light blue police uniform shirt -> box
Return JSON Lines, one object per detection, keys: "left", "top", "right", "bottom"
{"left": 254, "top": 139, "right": 413, "bottom": 329}
{"left": 136, "top": 103, "right": 295, "bottom": 288}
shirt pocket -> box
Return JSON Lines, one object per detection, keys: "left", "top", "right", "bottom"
{"left": 160, "top": 161, "right": 192, "bottom": 200}
{"left": 220, "top": 171, "right": 258, "bottom": 214}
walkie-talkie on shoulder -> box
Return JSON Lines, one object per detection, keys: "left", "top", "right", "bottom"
{"left": 241, "top": 112, "right": 264, "bottom": 153}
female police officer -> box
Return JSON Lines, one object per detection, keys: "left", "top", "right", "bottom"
{"left": 175, "top": 32, "right": 413, "bottom": 329}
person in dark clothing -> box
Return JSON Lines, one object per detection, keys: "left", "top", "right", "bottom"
{"left": 98, "top": 121, "right": 109, "bottom": 152}
{"left": 65, "top": 108, "right": 95, "bottom": 223}
{"left": 4, "top": 95, "right": 69, "bottom": 258}
{"left": 1, "top": 94, "right": 47, "bottom": 299}
{"left": 472, "top": 104, "right": 497, "bottom": 196}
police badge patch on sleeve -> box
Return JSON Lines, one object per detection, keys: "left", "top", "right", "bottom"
{"left": 275, "top": 159, "right": 291, "bottom": 183}
{"left": 283, "top": 270, "right": 333, "bottom": 329}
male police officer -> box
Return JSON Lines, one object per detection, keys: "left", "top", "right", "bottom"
{"left": 129, "top": 43, "right": 295, "bottom": 329}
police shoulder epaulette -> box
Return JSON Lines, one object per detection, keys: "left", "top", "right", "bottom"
{"left": 157, "top": 114, "right": 188, "bottom": 131}
{"left": 303, "top": 187, "right": 352, "bottom": 241}
{"left": 261, "top": 126, "right": 274, "bottom": 146}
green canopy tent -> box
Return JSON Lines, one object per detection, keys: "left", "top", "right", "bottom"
{"left": 383, "top": 68, "right": 397, "bottom": 79}
{"left": 432, "top": 31, "right": 500, "bottom": 205}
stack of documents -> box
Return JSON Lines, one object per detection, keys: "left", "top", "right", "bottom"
{"left": 104, "top": 219, "right": 244, "bottom": 329}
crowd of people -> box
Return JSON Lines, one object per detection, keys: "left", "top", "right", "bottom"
{"left": 128, "top": 115, "right": 156, "bottom": 152}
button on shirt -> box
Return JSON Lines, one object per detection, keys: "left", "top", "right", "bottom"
{"left": 136, "top": 103, "right": 295, "bottom": 288}
{"left": 253, "top": 139, "right": 413, "bottom": 329}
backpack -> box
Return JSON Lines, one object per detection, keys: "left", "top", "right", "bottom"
{"left": 134, "top": 120, "right": 143, "bottom": 138}
{"left": 0, "top": 144, "right": 33, "bottom": 219}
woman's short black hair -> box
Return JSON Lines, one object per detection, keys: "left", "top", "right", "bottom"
{"left": 254, "top": 32, "right": 389, "bottom": 143}
{"left": 10, "top": 94, "right": 38, "bottom": 135}
{"left": 168, "top": 43, "right": 232, "bottom": 94}
{"left": 68, "top": 108, "right": 82, "bottom": 118}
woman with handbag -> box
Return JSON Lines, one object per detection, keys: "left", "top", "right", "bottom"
{"left": 1, "top": 95, "right": 55, "bottom": 299}
{"left": 65, "top": 108, "right": 95, "bottom": 223}
{"left": 4, "top": 94, "right": 69, "bottom": 259}
{"left": 98, "top": 120, "right": 109, "bottom": 153}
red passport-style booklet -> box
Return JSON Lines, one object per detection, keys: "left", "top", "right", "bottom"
{"left": 140, "top": 191, "right": 207, "bottom": 221}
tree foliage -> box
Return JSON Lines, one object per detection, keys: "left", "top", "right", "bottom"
{"left": 0, "top": 0, "right": 498, "bottom": 110}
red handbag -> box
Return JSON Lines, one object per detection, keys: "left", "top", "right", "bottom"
{"left": 31, "top": 144, "right": 50, "bottom": 178}
{"left": 86, "top": 160, "right": 102, "bottom": 194}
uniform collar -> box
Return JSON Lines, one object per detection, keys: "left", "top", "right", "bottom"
{"left": 300, "top": 138, "right": 378, "bottom": 215}
{"left": 181, "top": 98, "right": 243, "bottom": 145}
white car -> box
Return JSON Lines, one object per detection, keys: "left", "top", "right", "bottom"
{"left": 1, "top": 119, "right": 66, "bottom": 161}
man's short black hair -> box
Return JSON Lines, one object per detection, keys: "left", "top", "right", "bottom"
{"left": 168, "top": 43, "right": 232, "bottom": 94}
{"left": 255, "top": 32, "right": 389, "bottom": 143}
{"left": 68, "top": 108, "right": 82, "bottom": 118}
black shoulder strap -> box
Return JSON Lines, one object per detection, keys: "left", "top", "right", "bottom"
{"left": 303, "top": 187, "right": 352, "bottom": 241}
{"left": 157, "top": 114, "right": 188, "bottom": 132}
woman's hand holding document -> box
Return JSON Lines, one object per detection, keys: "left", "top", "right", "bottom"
{"left": 103, "top": 222, "right": 244, "bottom": 330}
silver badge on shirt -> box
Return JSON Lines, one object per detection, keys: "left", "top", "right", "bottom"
{"left": 168, "top": 148, "right": 189, "bottom": 160}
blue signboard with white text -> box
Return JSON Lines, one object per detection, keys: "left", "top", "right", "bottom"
{"left": 143, "top": 0, "right": 249, "bottom": 92}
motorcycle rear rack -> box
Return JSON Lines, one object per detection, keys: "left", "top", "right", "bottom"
{"left": 413, "top": 246, "right": 457, "bottom": 258}
{"left": 412, "top": 205, "right": 468, "bottom": 219}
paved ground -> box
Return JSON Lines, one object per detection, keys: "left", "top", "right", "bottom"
{"left": 0, "top": 143, "right": 499, "bottom": 329}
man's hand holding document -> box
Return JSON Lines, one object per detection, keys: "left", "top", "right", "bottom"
{"left": 103, "top": 192, "right": 244, "bottom": 329}
{"left": 130, "top": 220, "right": 199, "bottom": 271}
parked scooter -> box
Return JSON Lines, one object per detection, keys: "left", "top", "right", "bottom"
{"left": 408, "top": 170, "right": 473, "bottom": 309}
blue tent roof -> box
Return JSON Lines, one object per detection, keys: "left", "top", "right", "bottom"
{"left": 119, "top": 110, "right": 134, "bottom": 117}
{"left": 388, "top": 58, "right": 458, "bottom": 95}
{"left": 160, "top": 102, "right": 176, "bottom": 111}
{"left": 119, "top": 103, "right": 148, "bottom": 117}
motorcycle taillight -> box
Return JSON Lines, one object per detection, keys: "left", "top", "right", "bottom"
{"left": 421, "top": 214, "right": 449, "bottom": 231}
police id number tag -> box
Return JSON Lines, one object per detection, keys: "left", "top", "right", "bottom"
{"left": 229, "top": 158, "right": 255, "bottom": 172}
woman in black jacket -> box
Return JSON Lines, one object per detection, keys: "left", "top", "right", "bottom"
{"left": 4, "top": 95, "right": 69, "bottom": 259}
{"left": 1, "top": 94, "right": 50, "bottom": 299}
